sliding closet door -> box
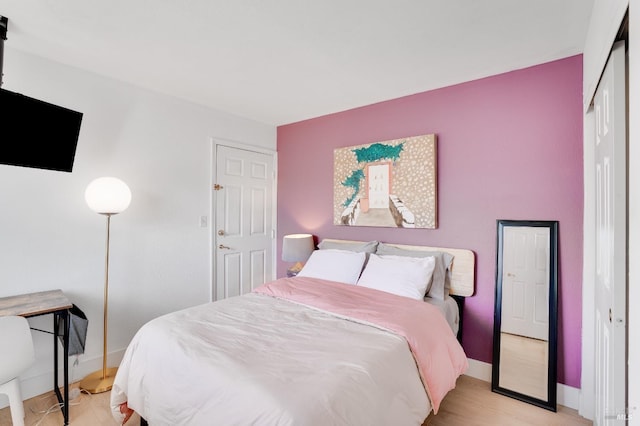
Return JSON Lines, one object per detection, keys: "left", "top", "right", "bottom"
{"left": 594, "top": 41, "right": 627, "bottom": 425}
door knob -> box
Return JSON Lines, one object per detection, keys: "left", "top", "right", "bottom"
{"left": 219, "top": 244, "right": 231, "bottom": 250}
{"left": 217, "top": 229, "right": 225, "bottom": 236}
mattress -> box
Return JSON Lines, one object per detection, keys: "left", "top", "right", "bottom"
{"left": 425, "top": 295, "right": 460, "bottom": 336}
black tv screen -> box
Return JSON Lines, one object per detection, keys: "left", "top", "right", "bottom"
{"left": 0, "top": 88, "right": 83, "bottom": 172}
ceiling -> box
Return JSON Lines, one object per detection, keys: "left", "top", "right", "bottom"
{"left": 0, "top": 1, "right": 594, "bottom": 126}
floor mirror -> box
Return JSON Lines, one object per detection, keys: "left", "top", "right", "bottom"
{"left": 491, "top": 220, "right": 558, "bottom": 411}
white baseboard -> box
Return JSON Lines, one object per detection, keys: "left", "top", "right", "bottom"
{"left": 463, "top": 358, "right": 581, "bottom": 411}
{"left": 465, "top": 358, "right": 493, "bottom": 382}
{"left": 0, "top": 348, "right": 127, "bottom": 410}
{"left": 557, "top": 383, "right": 580, "bottom": 411}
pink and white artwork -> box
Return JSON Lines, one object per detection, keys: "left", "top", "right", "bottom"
{"left": 333, "top": 134, "right": 437, "bottom": 229}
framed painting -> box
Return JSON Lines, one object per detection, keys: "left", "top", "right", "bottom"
{"left": 333, "top": 134, "right": 437, "bottom": 229}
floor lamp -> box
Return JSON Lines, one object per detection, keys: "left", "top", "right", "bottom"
{"left": 80, "top": 177, "right": 131, "bottom": 394}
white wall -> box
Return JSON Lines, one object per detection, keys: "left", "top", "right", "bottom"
{"left": 628, "top": 2, "right": 640, "bottom": 423}
{"left": 582, "top": 0, "right": 628, "bottom": 111}
{"left": 0, "top": 48, "right": 276, "bottom": 401}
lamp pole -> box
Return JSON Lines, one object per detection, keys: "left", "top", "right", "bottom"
{"left": 102, "top": 213, "right": 112, "bottom": 381}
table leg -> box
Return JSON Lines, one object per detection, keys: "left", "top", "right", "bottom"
{"left": 53, "top": 310, "right": 70, "bottom": 425}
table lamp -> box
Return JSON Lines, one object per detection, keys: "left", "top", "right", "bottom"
{"left": 80, "top": 177, "right": 131, "bottom": 394}
{"left": 282, "top": 234, "right": 315, "bottom": 277}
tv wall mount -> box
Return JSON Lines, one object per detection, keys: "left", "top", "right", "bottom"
{"left": 0, "top": 16, "right": 7, "bottom": 86}
{"left": 0, "top": 16, "right": 7, "bottom": 39}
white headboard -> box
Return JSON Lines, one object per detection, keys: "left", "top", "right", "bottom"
{"left": 320, "top": 239, "right": 475, "bottom": 297}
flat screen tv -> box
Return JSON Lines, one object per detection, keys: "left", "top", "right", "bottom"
{"left": 0, "top": 88, "right": 83, "bottom": 172}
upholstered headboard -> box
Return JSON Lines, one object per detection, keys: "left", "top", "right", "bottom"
{"left": 319, "top": 239, "right": 475, "bottom": 297}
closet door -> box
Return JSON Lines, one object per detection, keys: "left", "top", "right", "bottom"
{"left": 594, "top": 41, "right": 627, "bottom": 425}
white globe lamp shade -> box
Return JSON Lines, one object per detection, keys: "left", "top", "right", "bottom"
{"left": 85, "top": 177, "right": 132, "bottom": 215}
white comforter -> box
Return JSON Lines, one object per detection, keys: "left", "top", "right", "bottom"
{"left": 111, "top": 292, "right": 432, "bottom": 425}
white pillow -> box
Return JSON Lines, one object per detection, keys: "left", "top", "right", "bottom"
{"left": 297, "top": 249, "right": 367, "bottom": 284}
{"left": 375, "top": 243, "right": 453, "bottom": 300}
{"left": 356, "top": 254, "right": 436, "bottom": 300}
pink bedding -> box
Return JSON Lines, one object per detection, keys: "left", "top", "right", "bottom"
{"left": 254, "top": 277, "right": 468, "bottom": 413}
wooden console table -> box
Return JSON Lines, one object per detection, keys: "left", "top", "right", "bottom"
{"left": 0, "top": 289, "right": 73, "bottom": 425}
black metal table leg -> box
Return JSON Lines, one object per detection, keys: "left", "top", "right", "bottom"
{"left": 53, "top": 310, "right": 70, "bottom": 425}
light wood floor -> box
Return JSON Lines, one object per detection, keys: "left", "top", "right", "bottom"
{"left": 1, "top": 376, "right": 591, "bottom": 425}
{"left": 499, "top": 332, "right": 548, "bottom": 400}
{"left": 0, "top": 383, "right": 140, "bottom": 426}
{"left": 425, "top": 375, "right": 592, "bottom": 426}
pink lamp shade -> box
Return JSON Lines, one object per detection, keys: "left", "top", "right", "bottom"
{"left": 282, "top": 234, "right": 315, "bottom": 276}
{"left": 282, "top": 234, "right": 315, "bottom": 262}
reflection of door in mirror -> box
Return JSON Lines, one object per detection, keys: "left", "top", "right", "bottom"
{"left": 500, "top": 226, "right": 549, "bottom": 400}
{"left": 492, "top": 220, "right": 558, "bottom": 412}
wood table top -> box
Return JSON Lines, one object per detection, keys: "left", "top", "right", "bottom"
{"left": 0, "top": 289, "right": 72, "bottom": 317}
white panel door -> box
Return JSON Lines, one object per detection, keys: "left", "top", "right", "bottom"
{"left": 214, "top": 144, "right": 275, "bottom": 300}
{"left": 367, "top": 164, "right": 390, "bottom": 208}
{"left": 594, "top": 41, "right": 627, "bottom": 425}
{"left": 501, "top": 226, "right": 549, "bottom": 341}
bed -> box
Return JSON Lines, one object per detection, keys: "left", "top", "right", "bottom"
{"left": 110, "top": 240, "right": 475, "bottom": 425}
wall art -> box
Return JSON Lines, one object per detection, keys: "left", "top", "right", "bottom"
{"left": 333, "top": 134, "right": 437, "bottom": 228}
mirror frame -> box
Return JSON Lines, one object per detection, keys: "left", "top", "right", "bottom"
{"left": 491, "top": 219, "right": 558, "bottom": 411}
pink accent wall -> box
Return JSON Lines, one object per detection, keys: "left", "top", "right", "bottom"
{"left": 277, "top": 55, "right": 583, "bottom": 387}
